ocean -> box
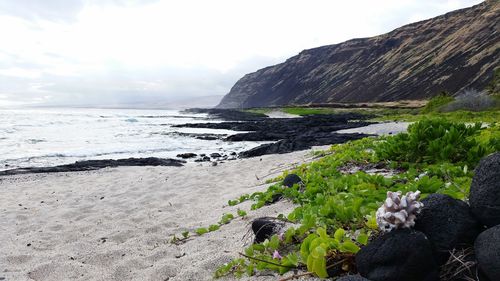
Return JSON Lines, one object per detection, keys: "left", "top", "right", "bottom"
{"left": 0, "top": 108, "right": 264, "bottom": 171}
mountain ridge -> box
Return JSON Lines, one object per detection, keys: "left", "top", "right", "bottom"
{"left": 217, "top": 1, "right": 500, "bottom": 109}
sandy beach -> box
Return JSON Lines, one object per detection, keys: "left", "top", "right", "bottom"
{"left": 0, "top": 148, "right": 329, "bottom": 281}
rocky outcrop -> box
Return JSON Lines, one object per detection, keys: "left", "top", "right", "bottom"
{"left": 218, "top": 1, "right": 499, "bottom": 108}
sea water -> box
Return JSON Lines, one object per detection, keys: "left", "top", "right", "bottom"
{"left": 0, "top": 108, "right": 264, "bottom": 171}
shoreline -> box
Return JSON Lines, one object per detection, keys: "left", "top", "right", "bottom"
{"left": 0, "top": 120, "right": 410, "bottom": 177}
{"left": 0, "top": 147, "right": 327, "bottom": 281}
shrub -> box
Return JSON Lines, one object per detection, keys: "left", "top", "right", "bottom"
{"left": 421, "top": 92, "right": 454, "bottom": 113}
{"left": 375, "top": 119, "right": 491, "bottom": 166}
{"left": 441, "top": 89, "right": 498, "bottom": 112}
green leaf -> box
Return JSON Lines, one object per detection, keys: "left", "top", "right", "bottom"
{"left": 340, "top": 240, "right": 360, "bottom": 253}
{"left": 300, "top": 233, "right": 318, "bottom": 262}
{"left": 196, "top": 228, "right": 208, "bottom": 235}
{"left": 334, "top": 228, "right": 345, "bottom": 241}
{"left": 356, "top": 233, "right": 369, "bottom": 245}
{"left": 208, "top": 224, "right": 220, "bottom": 232}
{"left": 268, "top": 235, "right": 280, "bottom": 251}
{"left": 237, "top": 209, "right": 247, "bottom": 217}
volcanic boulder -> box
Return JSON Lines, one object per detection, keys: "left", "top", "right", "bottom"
{"left": 469, "top": 152, "right": 500, "bottom": 227}
{"left": 356, "top": 229, "right": 438, "bottom": 281}
{"left": 414, "top": 193, "right": 481, "bottom": 264}
{"left": 475, "top": 224, "right": 500, "bottom": 281}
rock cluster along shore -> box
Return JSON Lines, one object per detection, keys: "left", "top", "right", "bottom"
{"left": 176, "top": 152, "right": 238, "bottom": 163}
{"left": 355, "top": 152, "right": 500, "bottom": 281}
{"left": 0, "top": 157, "right": 185, "bottom": 176}
{"left": 177, "top": 109, "right": 372, "bottom": 158}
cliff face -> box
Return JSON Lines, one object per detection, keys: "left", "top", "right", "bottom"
{"left": 217, "top": 1, "right": 500, "bottom": 108}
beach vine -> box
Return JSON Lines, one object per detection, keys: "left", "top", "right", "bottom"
{"left": 215, "top": 118, "right": 499, "bottom": 278}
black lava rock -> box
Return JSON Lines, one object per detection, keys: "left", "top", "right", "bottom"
{"left": 469, "top": 152, "right": 500, "bottom": 227}
{"left": 283, "top": 174, "right": 302, "bottom": 188}
{"left": 174, "top": 113, "right": 372, "bottom": 157}
{"left": 355, "top": 229, "right": 438, "bottom": 281}
{"left": 251, "top": 219, "right": 279, "bottom": 243}
{"left": 336, "top": 275, "right": 371, "bottom": 281}
{"left": 0, "top": 157, "right": 185, "bottom": 176}
{"left": 414, "top": 193, "right": 481, "bottom": 264}
{"left": 176, "top": 153, "right": 197, "bottom": 159}
{"left": 210, "top": 153, "right": 222, "bottom": 158}
{"left": 475, "top": 224, "right": 500, "bottom": 281}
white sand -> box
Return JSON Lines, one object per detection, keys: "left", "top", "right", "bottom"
{"left": 336, "top": 121, "right": 410, "bottom": 135}
{"left": 0, "top": 149, "right": 327, "bottom": 281}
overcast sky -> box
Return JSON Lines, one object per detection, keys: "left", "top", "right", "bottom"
{"left": 0, "top": 0, "right": 483, "bottom": 107}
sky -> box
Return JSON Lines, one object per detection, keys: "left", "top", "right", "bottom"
{"left": 0, "top": 0, "right": 483, "bottom": 108}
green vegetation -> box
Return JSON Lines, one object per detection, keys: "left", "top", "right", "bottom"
{"left": 171, "top": 211, "right": 244, "bottom": 243}
{"left": 375, "top": 109, "right": 500, "bottom": 123}
{"left": 196, "top": 227, "right": 209, "bottom": 235}
{"left": 376, "top": 119, "right": 495, "bottom": 166}
{"left": 421, "top": 92, "right": 454, "bottom": 113}
{"left": 237, "top": 209, "right": 247, "bottom": 217}
{"left": 281, "top": 107, "right": 338, "bottom": 116}
{"left": 219, "top": 213, "right": 235, "bottom": 225}
{"left": 215, "top": 119, "right": 499, "bottom": 278}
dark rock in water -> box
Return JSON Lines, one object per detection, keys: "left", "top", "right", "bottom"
{"left": 0, "top": 157, "right": 185, "bottom": 176}
{"left": 194, "top": 156, "right": 211, "bottom": 162}
{"left": 252, "top": 219, "right": 280, "bottom": 243}
{"left": 175, "top": 113, "right": 372, "bottom": 157}
{"left": 230, "top": 152, "right": 237, "bottom": 156}
{"left": 356, "top": 229, "right": 438, "bottom": 281}
{"left": 475, "top": 224, "right": 500, "bottom": 281}
{"left": 336, "top": 275, "right": 371, "bottom": 281}
{"left": 176, "top": 153, "right": 197, "bottom": 159}
{"left": 210, "top": 153, "right": 222, "bottom": 158}
{"left": 283, "top": 174, "right": 302, "bottom": 188}
{"left": 414, "top": 193, "right": 481, "bottom": 264}
{"left": 173, "top": 132, "right": 226, "bottom": 141}
{"left": 469, "top": 152, "right": 500, "bottom": 227}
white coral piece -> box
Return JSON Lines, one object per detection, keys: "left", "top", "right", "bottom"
{"left": 376, "top": 190, "right": 424, "bottom": 232}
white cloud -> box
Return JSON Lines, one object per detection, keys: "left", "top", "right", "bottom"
{"left": 0, "top": 0, "right": 483, "bottom": 107}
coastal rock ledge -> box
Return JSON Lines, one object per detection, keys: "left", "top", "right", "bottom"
{"left": 0, "top": 157, "right": 185, "bottom": 176}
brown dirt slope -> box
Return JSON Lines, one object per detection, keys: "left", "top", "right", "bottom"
{"left": 217, "top": 1, "right": 499, "bottom": 108}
